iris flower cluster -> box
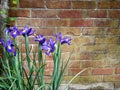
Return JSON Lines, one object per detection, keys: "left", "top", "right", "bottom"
{"left": 0, "top": 26, "right": 71, "bottom": 56}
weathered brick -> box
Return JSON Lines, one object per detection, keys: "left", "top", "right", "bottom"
{"left": 17, "top": 19, "right": 42, "bottom": 27}
{"left": 58, "top": 10, "right": 82, "bottom": 18}
{"left": 45, "top": 61, "right": 54, "bottom": 69}
{"left": 94, "top": 19, "right": 119, "bottom": 27}
{"left": 68, "top": 68, "right": 91, "bottom": 76}
{"left": 17, "top": 36, "right": 35, "bottom": 44}
{"left": 109, "top": 10, "right": 120, "bottom": 18}
{"left": 95, "top": 36, "right": 120, "bottom": 44}
{"left": 93, "top": 68, "right": 113, "bottom": 75}
{"left": 35, "top": 28, "right": 56, "bottom": 36}
{"left": 104, "top": 75, "right": 120, "bottom": 82}
{"left": 84, "top": 10, "right": 107, "bottom": 18}
{"left": 76, "top": 53, "right": 93, "bottom": 60}
{"left": 9, "top": 9, "right": 30, "bottom": 17}
{"left": 107, "top": 28, "right": 120, "bottom": 35}
{"left": 81, "top": 60, "right": 105, "bottom": 68}
{"left": 21, "top": 44, "right": 38, "bottom": 53}
{"left": 70, "top": 19, "right": 94, "bottom": 27}
{"left": 57, "top": 27, "right": 81, "bottom": 36}
{"left": 82, "top": 27, "right": 107, "bottom": 35}
{"left": 81, "top": 44, "right": 107, "bottom": 53}
{"left": 72, "top": 1, "right": 96, "bottom": 9}
{"left": 116, "top": 68, "right": 120, "bottom": 74}
{"left": 61, "top": 52, "right": 76, "bottom": 60}
{"left": 98, "top": 1, "right": 120, "bottom": 9}
{"left": 107, "top": 44, "right": 120, "bottom": 52}
{"left": 32, "top": 10, "right": 57, "bottom": 18}
{"left": 72, "top": 36, "right": 95, "bottom": 45}
{"left": 19, "top": 0, "right": 44, "bottom": 8}
{"left": 64, "top": 76, "right": 103, "bottom": 84}
{"left": 43, "top": 19, "right": 70, "bottom": 27}
{"left": 76, "top": 52, "right": 106, "bottom": 60}
{"left": 69, "top": 61, "right": 80, "bottom": 68}
{"left": 46, "top": 1, "right": 71, "bottom": 9}
{"left": 44, "top": 69, "right": 53, "bottom": 76}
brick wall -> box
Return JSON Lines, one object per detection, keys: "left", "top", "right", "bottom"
{"left": 9, "top": 0, "right": 120, "bottom": 88}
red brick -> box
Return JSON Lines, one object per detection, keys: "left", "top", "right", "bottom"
{"left": 85, "top": 10, "right": 107, "bottom": 18}
{"left": 46, "top": 1, "right": 71, "bottom": 9}
{"left": 72, "top": 1, "right": 96, "bottom": 9}
{"left": 109, "top": 10, "right": 120, "bottom": 18}
{"left": 32, "top": 10, "right": 57, "bottom": 18}
{"left": 93, "top": 68, "right": 113, "bottom": 75}
{"left": 98, "top": 1, "right": 120, "bottom": 9}
{"left": 19, "top": 0, "right": 44, "bottom": 8}
{"left": 116, "top": 68, "right": 120, "bottom": 74}
{"left": 70, "top": 19, "right": 94, "bottom": 27}
{"left": 58, "top": 10, "right": 82, "bottom": 18}
{"left": 9, "top": 9, "right": 30, "bottom": 17}
{"left": 43, "top": 19, "right": 70, "bottom": 27}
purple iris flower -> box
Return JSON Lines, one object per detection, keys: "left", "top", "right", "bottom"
{"left": 34, "top": 35, "right": 46, "bottom": 45}
{"left": 60, "top": 36, "right": 71, "bottom": 45}
{"left": 55, "top": 32, "right": 71, "bottom": 45}
{"left": 10, "top": 26, "right": 19, "bottom": 38}
{"left": 42, "top": 38, "right": 56, "bottom": 55}
{"left": 0, "top": 39, "right": 16, "bottom": 56}
{"left": 5, "top": 28, "right": 12, "bottom": 34}
{"left": 20, "top": 26, "right": 35, "bottom": 37}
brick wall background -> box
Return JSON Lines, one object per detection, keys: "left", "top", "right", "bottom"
{"left": 8, "top": 0, "right": 120, "bottom": 88}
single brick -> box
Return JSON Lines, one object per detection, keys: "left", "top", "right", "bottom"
{"left": 81, "top": 60, "right": 104, "bottom": 68}
{"left": 69, "top": 61, "right": 80, "bottom": 68}
{"left": 32, "top": 10, "right": 57, "bottom": 18}
{"left": 70, "top": 19, "right": 94, "bottom": 27}
{"left": 94, "top": 19, "right": 119, "bottom": 27}
{"left": 19, "top": 0, "right": 44, "bottom": 8}
{"left": 68, "top": 68, "right": 90, "bottom": 76}
{"left": 109, "top": 10, "right": 120, "bottom": 18}
{"left": 72, "top": 1, "right": 96, "bottom": 9}
{"left": 93, "top": 68, "right": 113, "bottom": 75}
{"left": 43, "top": 19, "right": 70, "bottom": 27}
{"left": 9, "top": 9, "right": 30, "bottom": 17}
{"left": 35, "top": 28, "right": 56, "bottom": 36}
{"left": 81, "top": 44, "right": 107, "bottom": 54}
{"left": 82, "top": 27, "right": 106, "bottom": 35}
{"left": 58, "top": 10, "right": 82, "bottom": 18}
{"left": 104, "top": 75, "right": 120, "bottom": 82}
{"left": 46, "top": 1, "right": 71, "bottom": 9}
{"left": 57, "top": 27, "right": 81, "bottom": 36}
{"left": 98, "top": 1, "right": 120, "bottom": 9}
{"left": 17, "top": 19, "right": 42, "bottom": 27}
{"left": 85, "top": 10, "right": 107, "bottom": 18}
{"left": 107, "top": 28, "right": 120, "bottom": 35}
{"left": 116, "top": 68, "right": 120, "bottom": 74}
